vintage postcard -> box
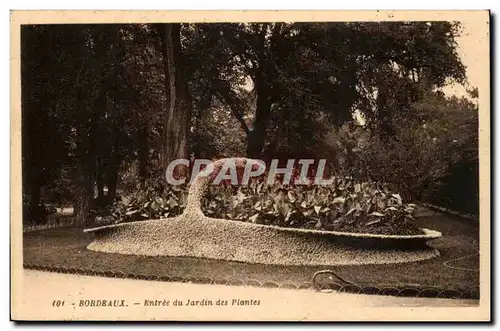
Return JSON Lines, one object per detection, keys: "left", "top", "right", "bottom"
{"left": 10, "top": 10, "right": 490, "bottom": 321}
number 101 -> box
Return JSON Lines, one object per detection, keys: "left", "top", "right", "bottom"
{"left": 52, "top": 300, "right": 65, "bottom": 307}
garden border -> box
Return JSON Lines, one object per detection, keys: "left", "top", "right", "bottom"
{"left": 22, "top": 262, "right": 478, "bottom": 300}
{"left": 420, "top": 202, "right": 477, "bottom": 220}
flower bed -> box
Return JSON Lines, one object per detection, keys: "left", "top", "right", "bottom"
{"left": 86, "top": 158, "right": 442, "bottom": 265}
{"left": 112, "top": 178, "right": 422, "bottom": 236}
{"left": 85, "top": 215, "right": 441, "bottom": 265}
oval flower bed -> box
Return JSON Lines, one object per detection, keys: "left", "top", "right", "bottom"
{"left": 112, "top": 175, "right": 424, "bottom": 237}
{"left": 86, "top": 158, "right": 442, "bottom": 266}
{"left": 85, "top": 215, "right": 441, "bottom": 266}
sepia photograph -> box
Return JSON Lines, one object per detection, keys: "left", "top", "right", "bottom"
{"left": 10, "top": 10, "right": 490, "bottom": 321}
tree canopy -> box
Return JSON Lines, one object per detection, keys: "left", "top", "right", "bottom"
{"left": 21, "top": 21, "right": 476, "bottom": 224}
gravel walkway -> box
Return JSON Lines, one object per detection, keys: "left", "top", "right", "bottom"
{"left": 14, "top": 270, "right": 479, "bottom": 321}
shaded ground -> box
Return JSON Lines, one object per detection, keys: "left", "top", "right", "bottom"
{"left": 23, "top": 208, "right": 480, "bottom": 299}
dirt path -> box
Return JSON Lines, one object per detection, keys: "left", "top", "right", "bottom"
{"left": 13, "top": 270, "right": 479, "bottom": 321}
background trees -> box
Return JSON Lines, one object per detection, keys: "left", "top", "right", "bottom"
{"left": 20, "top": 21, "right": 479, "bottom": 224}
{"left": 355, "top": 90, "right": 479, "bottom": 212}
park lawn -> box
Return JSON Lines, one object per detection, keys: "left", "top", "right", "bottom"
{"left": 22, "top": 211, "right": 479, "bottom": 299}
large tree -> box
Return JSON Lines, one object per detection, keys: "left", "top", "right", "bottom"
{"left": 191, "top": 22, "right": 466, "bottom": 158}
{"left": 350, "top": 21, "right": 466, "bottom": 135}
{"left": 154, "top": 24, "right": 192, "bottom": 177}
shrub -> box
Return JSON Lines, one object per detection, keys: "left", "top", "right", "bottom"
{"left": 355, "top": 93, "right": 479, "bottom": 214}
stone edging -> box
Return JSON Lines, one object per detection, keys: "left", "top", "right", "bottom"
{"left": 420, "top": 202, "right": 477, "bottom": 220}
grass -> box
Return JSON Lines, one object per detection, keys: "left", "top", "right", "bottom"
{"left": 22, "top": 210, "right": 479, "bottom": 299}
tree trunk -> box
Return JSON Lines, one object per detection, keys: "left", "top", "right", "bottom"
{"left": 96, "top": 160, "right": 105, "bottom": 205}
{"left": 76, "top": 166, "right": 94, "bottom": 226}
{"left": 138, "top": 125, "right": 148, "bottom": 189}
{"left": 75, "top": 117, "right": 96, "bottom": 225}
{"left": 106, "top": 153, "right": 119, "bottom": 203}
{"left": 75, "top": 102, "right": 97, "bottom": 226}
{"left": 29, "top": 179, "right": 42, "bottom": 224}
{"left": 107, "top": 172, "right": 118, "bottom": 203}
{"left": 247, "top": 130, "right": 264, "bottom": 159}
{"left": 246, "top": 86, "right": 271, "bottom": 159}
{"left": 158, "top": 23, "right": 191, "bottom": 178}
{"left": 376, "top": 83, "right": 396, "bottom": 137}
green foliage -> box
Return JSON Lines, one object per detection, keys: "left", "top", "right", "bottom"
{"left": 113, "top": 179, "right": 421, "bottom": 235}
{"left": 206, "top": 179, "right": 419, "bottom": 235}
{"left": 21, "top": 22, "right": 472, "bottom": 224}
{"left": 355, "top": 92, "right": 479, "bottom": 214}
{"left": 112, "top": 184, "right": 189, "bottom": 222}
{"left": 190, "top": 101, "right": 247, "bottom": 159}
